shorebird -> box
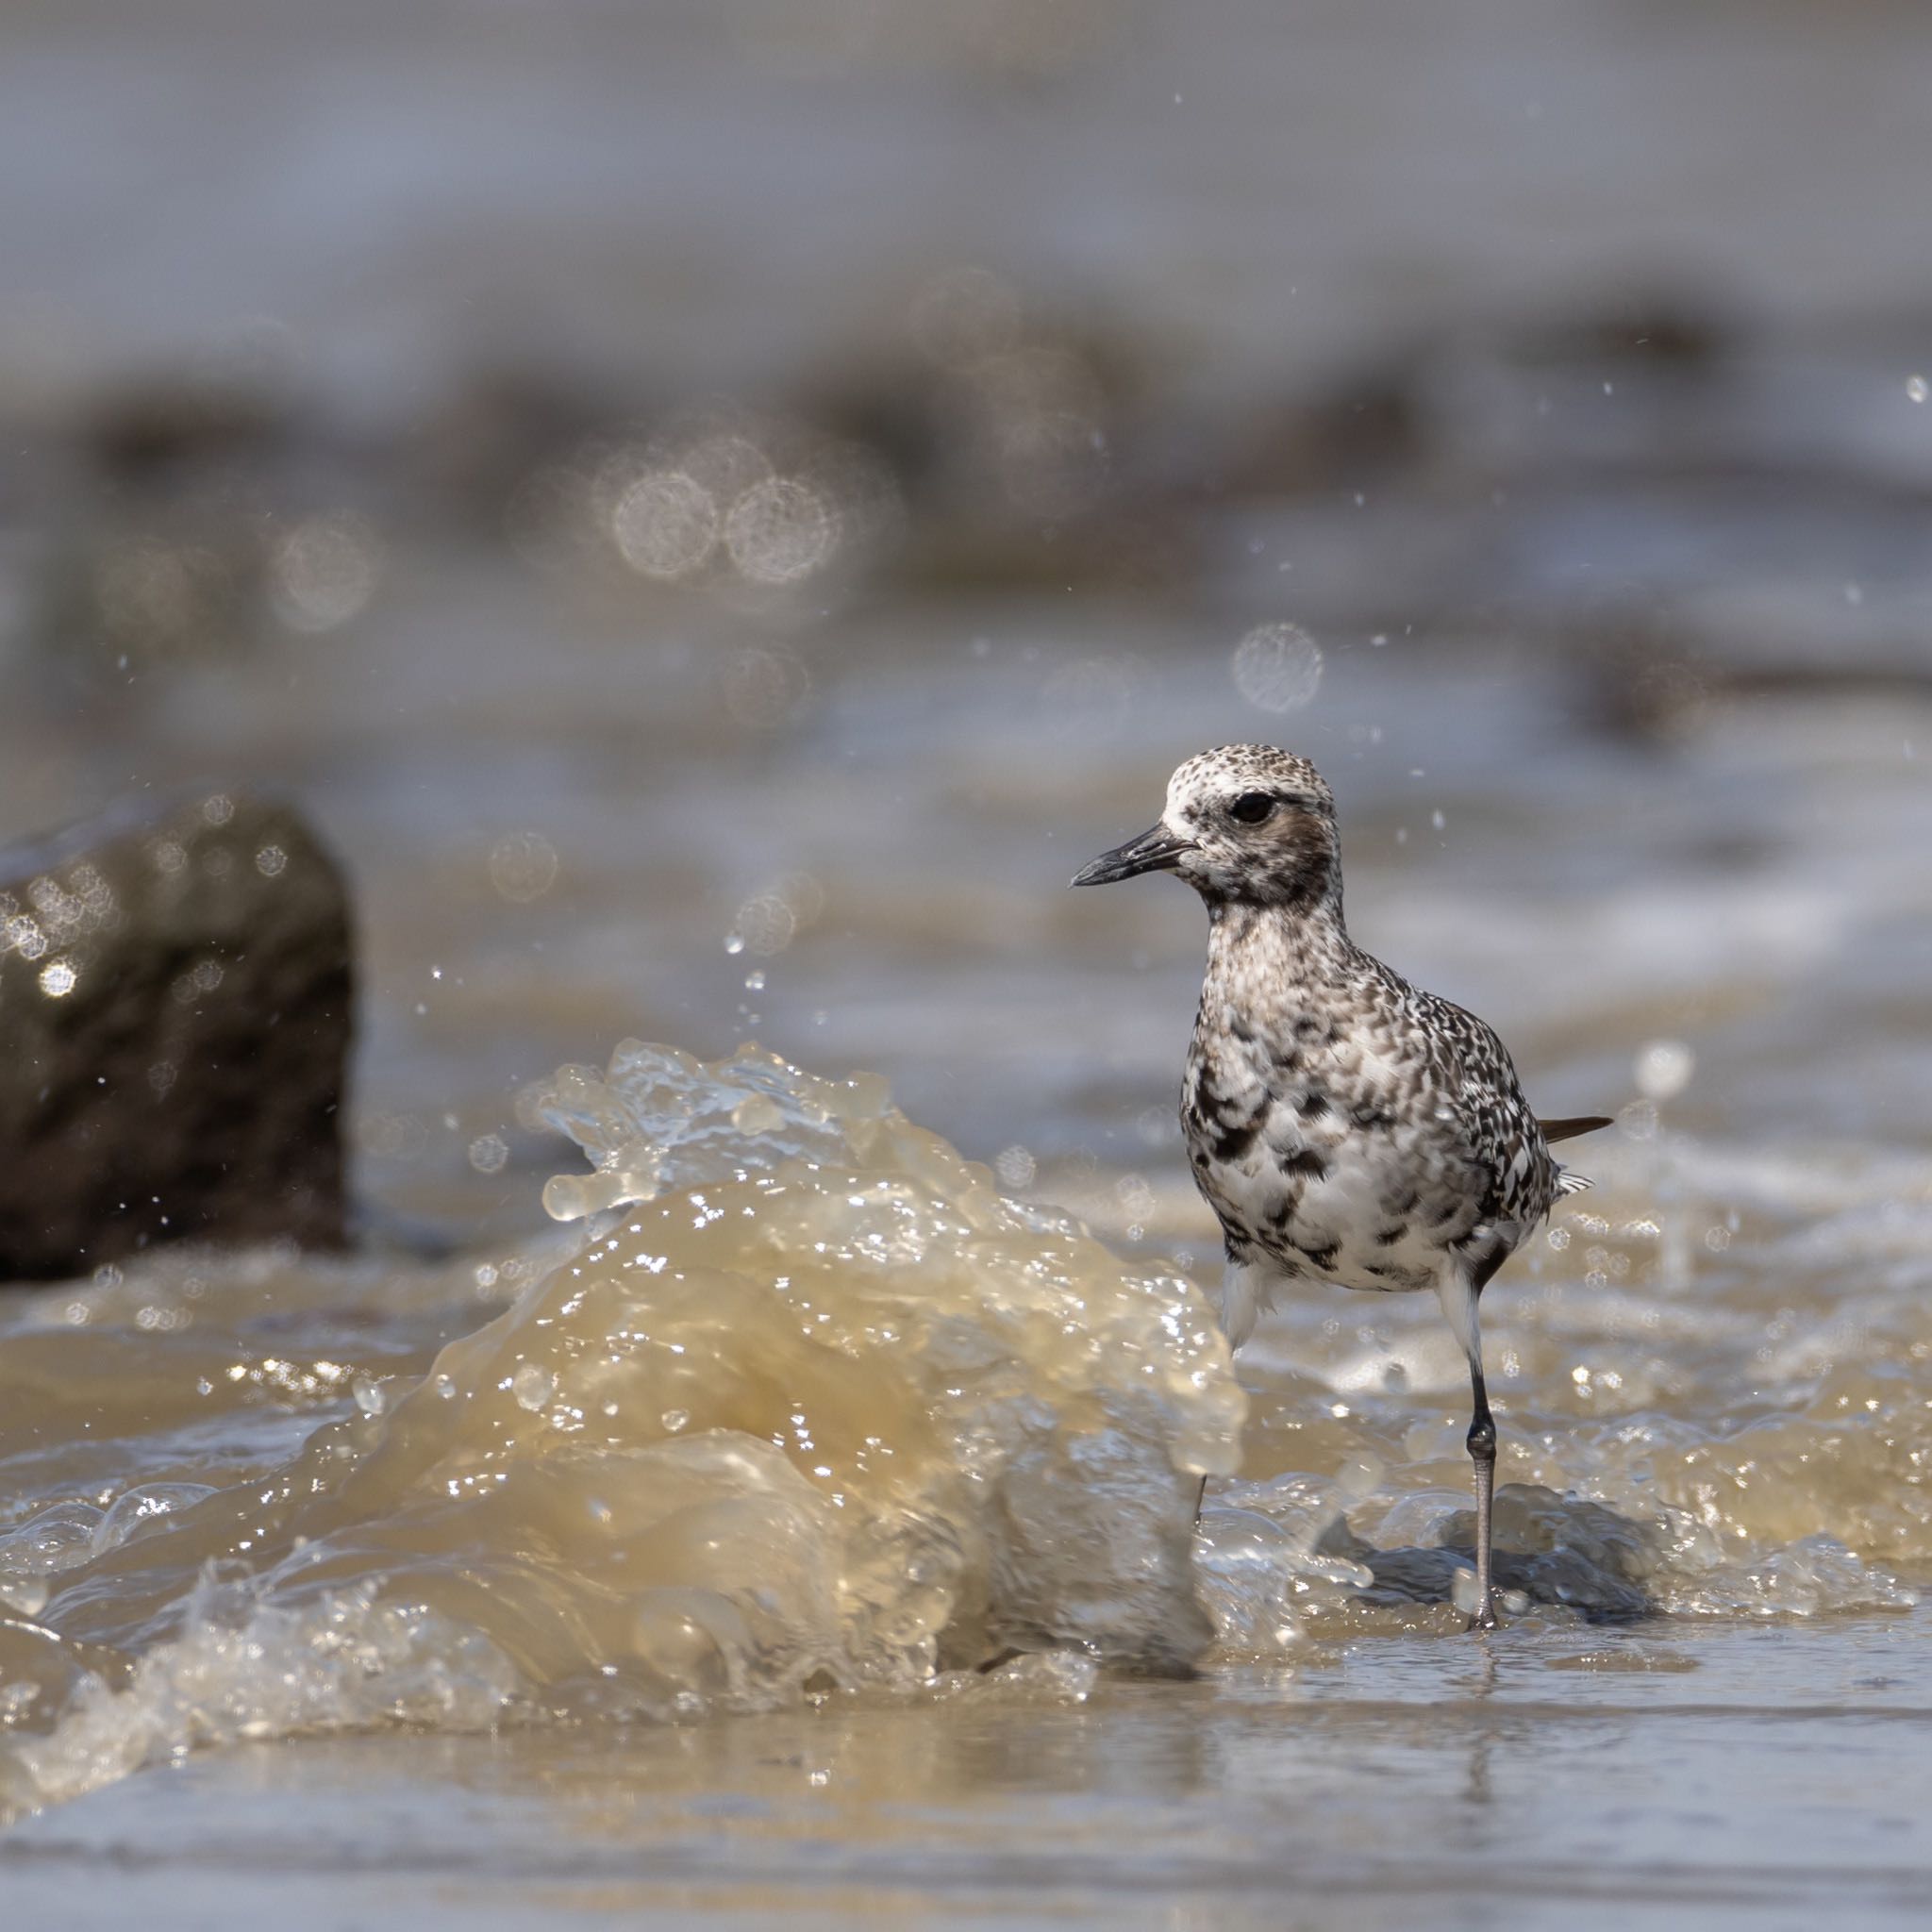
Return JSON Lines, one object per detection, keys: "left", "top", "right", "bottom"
{"left": 1072, "top": 744, "right": 1608, "bottom": 1629}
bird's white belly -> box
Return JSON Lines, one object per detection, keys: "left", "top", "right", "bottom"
{"left": 1212, "top": 1132, "right": 1449, "bottom": 1294}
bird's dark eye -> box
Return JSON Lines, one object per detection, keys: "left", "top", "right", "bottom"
{"left": 1228, "top": 791, "right": 1275, "bottom": 824}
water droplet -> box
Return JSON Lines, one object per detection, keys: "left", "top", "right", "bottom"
{"left": 1908, "top": 375, "right": 1928, "bottom": 403}
{"left": 660, "top": 1407, "right": 691, "bottom": 1433}
{"left": 270, "top": 512, "right": 381, "bottom": 632}
{"left": 724, "top": 477, "right": 838, "bottom": 584}
{"left": 511, "top": 1361, "right": 556, "bottom": 1412}
{"left": 731, "top": 892, "right": 798, "bottom": 957}
{"left": 994, "top": 1144, "right": 1037, "bottom": 1189}
{"left": 722, "top": 645, "right": 812, "bottom": 730}
{"left": 724, "top": 931, "right": 746, "bottom": 956}
{"left": 489, "top": 832, "right": 558, "bottom": 904}
{"left": 1231, "top": 623, "right": 1323, "bottom": 712}
{"left": 468, "top": 1133, "right": 509, "bottom": 1174}
{"left": 541, "top": 1174, "right": 596, "bottom": 1222}
{"left": 1634, "top": 1039, "right": 1694, "bottom": 1101}
{"left": 611, "top": 469, "right": 719, "bottom": 578}
{"left": 351, "top": 1374, "right": 387, "bottom": 1418}
{"left": 744, "top": 969, "right": 766, "bottom": 991}
{"left": 38, "top": 958, "right": 77, "bottom": 999}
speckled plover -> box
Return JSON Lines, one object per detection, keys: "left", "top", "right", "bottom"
{"left": 1074, "top": 744, "right": 1609, "bottom": 1629}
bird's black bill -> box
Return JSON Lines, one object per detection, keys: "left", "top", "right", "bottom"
{"left": 1070, "top": 825, "right": 1194, "bottom": 888}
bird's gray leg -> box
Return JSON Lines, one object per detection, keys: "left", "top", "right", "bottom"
{"left": 1436, "top": 1259, "right": 1499, "bottom": 1632}
{"left": 1197, "top": 1258, "right": 1261, "bottom": 1532}
{"left": 1466, "top": 1358, "right": 1498, "bottom": 1632}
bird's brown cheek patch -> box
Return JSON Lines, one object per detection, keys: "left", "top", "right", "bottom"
{"left": 1271, "top": 811, "right": 1331, "bottom": 869}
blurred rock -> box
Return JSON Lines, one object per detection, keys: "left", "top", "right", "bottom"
{"left": 24, "top": 358, "right": 385, "bottom": 697}
{"left": 799, "top": 303, "right": 1195, "bottom": 588}
{"left": 0, "top": 792, "right": 352, "bottom": 1281}
{"left": 1499, "top": 291, "right": 1733, "bottom": 369}
{"left": 1573, "top": 627, "right": 1723, "bottom": 741}
{"left": 1576, "top": 611, "right": 1932, "bottom": 742}
{"left": 407, "top": 366, "right": 623, "bottom": 532}
{"left": 78, "top": 370, "right": 290, "bottom": 488}
{"left": 1220, "top": 359, "right": 1427, "bottom": 499}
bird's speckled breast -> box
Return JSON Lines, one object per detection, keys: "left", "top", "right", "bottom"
{"left": 1182, "top": 904, "right": 1560, "bottom": 1296}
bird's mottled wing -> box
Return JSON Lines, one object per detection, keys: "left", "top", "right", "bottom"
{"left": 1383, "top": 972, "right": 1561, "bottom": 1232}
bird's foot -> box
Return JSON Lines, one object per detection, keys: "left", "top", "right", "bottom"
{"left": 1464, "top": 1604, "right": 1498, "bottom": 1634}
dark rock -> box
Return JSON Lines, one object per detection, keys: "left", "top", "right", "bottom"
{"left": 1501, "top": 290, "right": 1735, "bottom": 368}
{"left": 79, "top": 366, "right": 292, "bottom": 489}
{"left": 0, "top": 792, "right": 352, "bottom": 1280}
{"left": 406, "top": 365, "right": 626, "bottom": 531}
{"left": 1318, "top": 1484, "right": 1657, "bottom": 1619}
{"left": 1219, "top": 362, "right": 1427, "bottom": 500}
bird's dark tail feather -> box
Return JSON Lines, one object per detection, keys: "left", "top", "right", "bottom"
{"left": 1539, "top": 1114, "right": 1614, "bottom": 1144}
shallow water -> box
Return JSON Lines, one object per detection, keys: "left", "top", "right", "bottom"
{"left": 8, "top": 1618, "right": 1932, "bottom": 1929}
{"left": 7, "top": 0, "right": 1932, "bottom": 1915}
{"left": 9, "top": 459, "right": 1932, "bottom": 1912}
{"left": 0, "top": 1023, "right": 1927, "bottom": 1831}
{"left": 9, "top": 600, "right": 1932, "bottom": 1906}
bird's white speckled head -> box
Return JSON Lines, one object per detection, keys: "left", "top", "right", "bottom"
{"left": 1166, "top": 745, "right": 1339, "bottom": 908}
{"left": 1072, "top": 744, "right": 1341, "bottom": 911}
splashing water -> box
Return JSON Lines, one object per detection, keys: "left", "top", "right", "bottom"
{"left": 0, "top": 1043, "right": 1241, "bottom": 1818}
{"left": 0, "top": 1050, "right": 1924, "bottom": 1824}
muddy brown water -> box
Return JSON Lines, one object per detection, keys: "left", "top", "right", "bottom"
{"left": 5, "top": 0, "right": 1932, "bottom": 1923}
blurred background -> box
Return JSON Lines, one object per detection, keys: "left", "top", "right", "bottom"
{"left": 5, "top": 0, "right": 1931, "bottom": 1259}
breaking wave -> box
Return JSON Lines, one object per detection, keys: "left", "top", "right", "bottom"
{"left": 0, "top": 1042, "right": 1241, "bottom": 1816}
{"left": 0, "top": 1042, "right": 1922, "bottom": 1820}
